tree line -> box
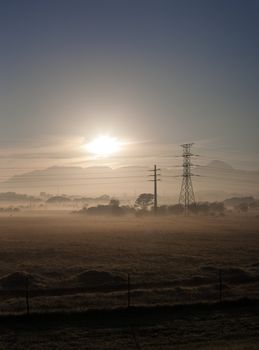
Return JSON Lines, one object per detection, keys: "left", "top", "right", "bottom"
{"left": 75, "top": 193, "right": 227, "bottom": 216}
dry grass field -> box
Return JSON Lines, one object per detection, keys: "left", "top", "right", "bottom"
{"left": 0, "top": 212, "right": 259, "bottom": 349}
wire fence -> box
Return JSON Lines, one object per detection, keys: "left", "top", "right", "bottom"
{"left": 0, "top": 268, "right": 258, "bottom": 316}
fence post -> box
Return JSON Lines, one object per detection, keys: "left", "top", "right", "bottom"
{"left": 25, "top": 276, "right": 30, "bottom": 316}
{"left": 127, "top": 273, "right": 131, "bottom": 309}
{"left": 219, "top": 269, "right": 223, "bottom": 303}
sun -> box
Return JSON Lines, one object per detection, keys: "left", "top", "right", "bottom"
{"left": 85, "top": 136, "right": 121, "bottom": 156}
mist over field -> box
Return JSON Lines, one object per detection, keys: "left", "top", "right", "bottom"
{"left": 1, "top": 0, "right": 258, "bottom": 348}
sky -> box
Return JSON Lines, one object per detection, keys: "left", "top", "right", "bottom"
{"left": 0, "top": 0, "right": 258, "bottom": 178}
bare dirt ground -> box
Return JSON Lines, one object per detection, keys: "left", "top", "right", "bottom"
{"left": 0, "top": 212, "right": 259, "bottom": 349}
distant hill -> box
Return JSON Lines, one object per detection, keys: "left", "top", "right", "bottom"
{"left": 0, "top": 161, "right": 258, "bottom": 201}
{"left": 206, "top": 160, "right": 234, "bottom": 170}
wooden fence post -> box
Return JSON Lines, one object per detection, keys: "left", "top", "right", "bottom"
{"left": 128, "top": 273, "right": 131, "bottom": 309}
{"left": 219, "top": 269, "right": 223, "bottom": 303}
{"left": 25, "top": 276, "right": 30, "bottom": 316}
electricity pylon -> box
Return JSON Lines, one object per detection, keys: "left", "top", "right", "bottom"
{"left": 179, "top": 143, "right": 196, "bottom": 215}
{"left": 148, "top": 165, "right": 161, "bottom": 214}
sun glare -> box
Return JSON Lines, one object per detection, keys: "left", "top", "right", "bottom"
{"left": 85, "top": 136, "right": 121, "bottom": 156}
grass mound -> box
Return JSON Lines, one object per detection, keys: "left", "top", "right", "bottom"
{"left": 0, "top": 271, "right": 46, "bottom": 290}
{"left": 73, "top": 270, "right": 125, "bottom": 287}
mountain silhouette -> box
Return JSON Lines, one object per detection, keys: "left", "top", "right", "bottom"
{"left": 206, "top": 160, "right": 234, "bottom": 170}
{"left": 0, "top": 161, "right": 258, "bottom": 201}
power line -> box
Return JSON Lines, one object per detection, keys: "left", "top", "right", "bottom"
{"left": 0, "top": 175, "right": 145, "bottom": 182}
{"left": 0, "top": 180, "right": 149, "bottom": 189}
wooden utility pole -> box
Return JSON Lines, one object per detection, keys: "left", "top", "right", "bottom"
{"left": 148, "top": 165, "right": 161, "bottom": 214}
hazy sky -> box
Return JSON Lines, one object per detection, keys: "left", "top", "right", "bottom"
{"left": 0, "top": 0, "right": 258, "bottom": 174}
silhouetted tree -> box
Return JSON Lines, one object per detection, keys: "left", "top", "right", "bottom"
{"left": 109, "top": 198, "right": 120, "bottom": 207}
{"left": 168, "top": 204, "right": 184, "bottom": 215}
{"left": 236, "top": 202, "right": 248, "bottom": 213}
{"left": 157, "top": 205, "right": 168, "bottom": 215}
{"left": 188, "top": 201, "right": 225, "bottom": 215}
{"left": 209, "top": 202, "right": 225, "bottom": 214}
{"left": 135, "top": 193, "right": 154, "bottom": 211}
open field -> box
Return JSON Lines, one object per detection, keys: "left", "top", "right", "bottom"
{"left": 0, "top": 212, "right": 259, "bottom": 349}
{"left": 1, "top": 213, "right": 259, "bottom": 310}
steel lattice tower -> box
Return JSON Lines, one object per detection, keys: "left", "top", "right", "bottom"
{"left": 179, "top": 143, "right": 196, "bottom": 215}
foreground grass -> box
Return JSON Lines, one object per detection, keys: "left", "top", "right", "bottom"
{"left": 0, "top": 299, "right": 259, "bottom": 349}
